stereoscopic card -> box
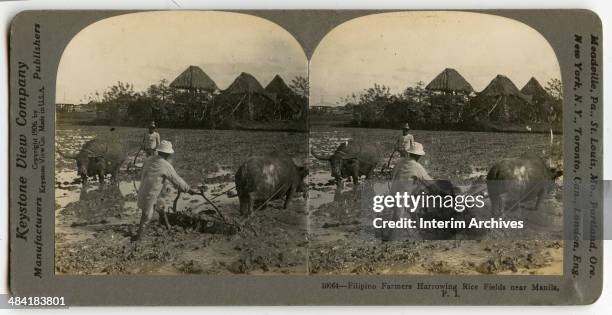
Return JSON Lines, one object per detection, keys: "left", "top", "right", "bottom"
{"left": 8, "top": 10, "right": 603, "bottom": 305}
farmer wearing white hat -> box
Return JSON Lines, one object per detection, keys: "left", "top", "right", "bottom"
{"left": 395, "top": 122, "right": 415, "bottom": 158}
{"left": 383, "top": 141, "right": 435, "bottom": 241}
{"left": 141, "top": 121, "right": 161, "bottom": 157}
{"left": 134, "top": 140, "right": 198, "bottom": 241}
{"left": 391, "top": 142, "right": 431, "bottom": 182}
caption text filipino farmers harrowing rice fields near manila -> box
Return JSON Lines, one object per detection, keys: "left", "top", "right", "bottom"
{"left": 55, "top": 125, "right": 563, "bottom": 275}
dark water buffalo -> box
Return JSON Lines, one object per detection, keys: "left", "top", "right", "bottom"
{"left": 311, "top": 141, "right": 380, "bottom": 187}
{"left": 486, "top": 156, "right": 562, "bottom": 214}
{"left": 57, "top": 138, "right": 128, "bottom": 184}
{"left": 235, "top": 151, "right": 308, "bottom": 217}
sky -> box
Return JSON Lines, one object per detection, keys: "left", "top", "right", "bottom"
{"left": 310, "top": 11, "right": 562, "bottom": 105}
{"left": 56, "top": 11, "right": 307, "bottom": 104}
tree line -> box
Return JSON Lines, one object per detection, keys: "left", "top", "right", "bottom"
{"left": 88, "top": 77, "right": 309, "bottom": 129}
{"left": 343, "top": 79, "right": 562, "bottom": 131}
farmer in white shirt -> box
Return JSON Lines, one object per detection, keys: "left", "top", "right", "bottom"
{"left": 134, "top": 140, "right": 198, "bottom": 241}
{"left": 391, "top": 142, "right": 431, "bottom": 183}
{"left": 383, "top": 142, "right": 433, "bottom": 241}
{"left": 395, "top": 123, "right": 415, "bottom": 157}
{"left": 142, "top": 122, "right": 161, "bottom": 157}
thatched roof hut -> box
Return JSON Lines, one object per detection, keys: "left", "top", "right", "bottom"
{"left": 426, "top": 68, "right": 474, "bottom": 93}
{"left": 264, "top": 75, "right": 305, "bottom": 120}
{"left": 472, "top": 75, "right": 532, "bottom": 123}
{"left": 265, "top": 74, "right": 295, "bottom": 96}
{"left": 479, "top": 75, "right": 529, "bottom": 99}
{"left": 521, "top": 77, "right": 557, "bottom": 122}
{"left": 520, "top": 77, "right": 549, "bottom": 98}
{"left": 215, "top": 72, "right": 274, "bottom": 121}
{"left": 170, "top": 65, "right": 217, "bottom": 91}
{"left": 223, "top": 72, "right": 266, "bottom": 95}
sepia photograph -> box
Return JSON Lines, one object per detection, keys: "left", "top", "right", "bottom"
{"left": 307, "top": 11, "right": 564, "bottom": 275}
{"left": 54, "top": 11, "right": 309, "bottom": 275}
{"left": 53, "top": 10, "right": 564, "bottom": 277}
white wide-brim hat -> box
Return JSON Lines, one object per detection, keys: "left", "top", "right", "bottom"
{"left": 407, "top": 142, "right": 425, "bottom": 156}
{"left": 156, "top": 140, "right": 174, "bottom": 154}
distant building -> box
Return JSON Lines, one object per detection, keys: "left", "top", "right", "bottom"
{"left": 75, "top": 103, "right": 96, "bottom": 113}
{"left": 472, "top": 74, "right": 531, "bottom": 123}
{"left": 56, "top": 103, "right": 76, "bottom": 112}
{"left": 310, "top": 105, "right": 333, "bottom": 113}
{"left": 520, "top": 77, "right": 557, "bottom": 122}
{"left": 264, "top": 74, "right": 305, "bottom": 120}
{"left": 170, "top": 65, "right": 218, "bottom": 94}
{"left": 426, "top": 68, "right": 474, "bottom": 94}
{"left": 216, "top": 72, "right": 271, "bottom": 121}
{"left": 57, "top": 102, "right": 98, "bottom": 113}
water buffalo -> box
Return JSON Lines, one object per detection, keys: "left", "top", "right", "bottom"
{"left": 311, "top": 141, "right": 380, "bottom": 187}
{"left": 235, "top": 151, "right": 308, "bottom": 217}
{"left": 57, "top": 138, "right": 128, "bottom": 184}
{"left": 486, "top": 156, "right": 562, "bottom": 215}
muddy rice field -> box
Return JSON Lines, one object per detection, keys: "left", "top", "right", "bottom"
{"left": 55, "top": 124, "right": 563, "bottom": 275}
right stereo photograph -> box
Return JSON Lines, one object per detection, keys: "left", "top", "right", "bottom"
{"left": 307, "top": 11, "right": 564, "bottom": 275}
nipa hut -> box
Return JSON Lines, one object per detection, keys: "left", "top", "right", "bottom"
{"left": 215, "top": 72, "right": 273, "bottom": 121}
{"left": 472, "top": 75, "right": 532, "bottom": 123}
{"left": 264, "top": 75, "right": 305, "bottom": 120}
{"left": 426, "top": 68, "right": 474, "bottom": 123}
{"left": 520, "top": 77, "right": 555, "bottom": 122}
{"left": 168, "top": 66, "right": 218, "bottom": 124}
{"left": 426, "top": 68, "right": 474, "bottom": 94}
{"left": 170, "top": 65, "right": 218, "bottom": 92}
